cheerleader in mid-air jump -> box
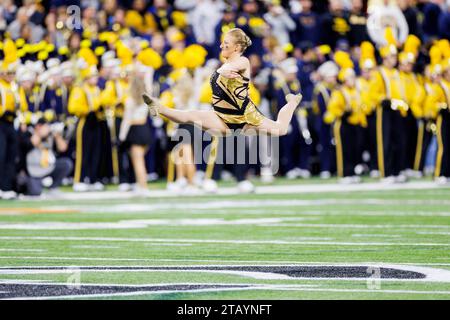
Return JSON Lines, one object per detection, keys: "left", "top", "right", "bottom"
{"left": 142, "top": 28, "right": 302, "bottom": 136}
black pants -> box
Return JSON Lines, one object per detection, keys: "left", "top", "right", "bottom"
{"left": 98, "top": 119, "right": 113, "bottom": 181}
{"left": 73, "top": 113, "right": 102, "bottom": 184}
{"left": 207, "top": 131, "right": 249, "bottom": 182}
{"left": 115, "top": 117, "right": 135, "bottom": 184}
{"left": 0, "top": 119, "right": 18, "bottom": 191}
{"left": 376, "top": 103, "right": 408, "bottom": 177}
{"left": 405, "top": 111, "right": 418, "bottom": 170}
{"left": 435, "top": 110, "right": 450, "bottom": 178}
{"left": 26, "top": 158, "right": 73, "bottom": 196}
{"left": 334, "top": 117, "right": 358, "bottom": 177}
{"left": 414, "top": 119, "right": 433, "bottom": 172}
{"left": 366, "top": 112, "right": 378, "bottom": 171}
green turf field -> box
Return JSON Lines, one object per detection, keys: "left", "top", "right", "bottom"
{"left": 0, "top": 179, "right": 449, "bottom": 300}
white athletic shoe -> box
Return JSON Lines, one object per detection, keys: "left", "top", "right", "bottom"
{"left": 175, "top": 177, "right": 188, "bottom": 189}
{"left": 298, "top": 169, "right": 311, "bottom": 179}
{"left": 42, "top": 177, "right": 53, "bottom": 188}
{"left": 183, "top": 185, "right": 201, "bottom": 195}
{"left": 238, "top": 180, "right": 255, "bottom": 194}
{"left": 73, "top": 183, "right": 89, "bottom": 192}
{"left": 408, "top": 170, "right": 423, "bottom": 179}
{"left": 147, "top": 173, "right": 159, "bottom": 182}
{"left": 1, "top": 191, "right": 17, "bottom": 200}
{"left": 381, "top": 176, "right": 396, "bottom": 184}
{"left": 354, "top": 164, "right": 365, "bottom": 176}
{"left": 370, "top": 170, "right": 380, "bottom": 178}
{"left": 424, "top": 166, "right": 435, "bottom": 177}
{"left": 47, "top": 189, "right": 63, "bottom": 198}
{"left": 91, "top": 182, "right": 105, "bottom": 191}
{"left": 395, "top": 174, "right": 408, "bottom": 184}
{"left": 118, "top": 183, "right": 132, "bottom": 192}
{"left": 320, "top": 171, "right": 331, "bottom": 179}
{"left": 221, "top": 170, "right": 234, "bottom": 182}
{"left": 133, "top": 187, "right": 152, "bottom": 197}
{"left": 339, "top": 177, "right": 355, "bottom": 184}
{"left": 194, "top": 171, "right": 206, "bottom": 187}
{"left": 435, "top": 176, "right": 449, "bottom": 186}
{"left": 202, "top": 179, "right": 218, "bottom": 193}
{"left": 286, "top": 169, "right": 299, "bottom": 180}
{"left": 167, "top": 182, "right": 181, "bottom": 192}
{"left": 351, "top": 176, "right": 362, "bottom": 184}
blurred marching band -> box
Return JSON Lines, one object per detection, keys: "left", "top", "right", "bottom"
{"left": 0, "top": 0, "right": 449, "bottom": 199}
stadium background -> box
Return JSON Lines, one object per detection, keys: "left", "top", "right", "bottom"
{"left": 0, "top": 0, "right": 449, "bottom": 300}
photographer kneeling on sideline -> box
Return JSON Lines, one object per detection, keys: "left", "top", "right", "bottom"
{"left": 21, "top": 117, "right": 73, "bottom": 197}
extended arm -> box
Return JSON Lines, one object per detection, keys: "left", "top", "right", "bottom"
{"left": 217, "top": 56, "right": 250, "bottom": 79}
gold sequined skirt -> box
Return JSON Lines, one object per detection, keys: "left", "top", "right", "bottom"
{"left": 214, "top": 101, "right": 265, "bottom": 128}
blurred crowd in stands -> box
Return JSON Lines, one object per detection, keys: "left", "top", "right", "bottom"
{"left": 0, "top": 0, "right": 449, "bottom": 199}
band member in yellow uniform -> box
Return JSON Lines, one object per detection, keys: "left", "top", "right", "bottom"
{"left": 102, "top": 64, "right": 132, "bottom": 190}
{"left": 312, "top": 61, "right": 339, "bottom": 179}
{"left": 358, "top": 41, "right": 378, "bottom": 177}
{"left": 424, "top": 57, "right": 450, "bottom": 184}
{"left": 0, "top": 60, "right": 28, "bottom": 199}
{"left": 398, "top": 35, "right": 426, "bottom": 177}
{"left": 68, "top": 66, "right": 103, "bottom": 192}
{"left": 325, "top": 53, "right": 366, "bottom": 183}
{"left": 370, "top": 28, "right": 408, "bottom": 183}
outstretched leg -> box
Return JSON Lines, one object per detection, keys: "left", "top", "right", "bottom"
{"left": 243, "top": 94, "right": 302, "bottom": 137}
{"left": 143, "top": 94, "right": 230, "bottom": 135}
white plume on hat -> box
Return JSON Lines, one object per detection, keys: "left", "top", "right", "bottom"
{"left": 37, "top": 71, "right": 50, "bottom": 84}
{"left": 103, "top": 58, "right": 121, "bottom": 69}
{"left": 26, "top": 60, "right": 45, "bottom": 74}
{"left": 46, "top": 58, "right": 60, "bottom": 70}
{"left": 16, "top": 65, "right": 36, "bottom": 83}
{"left": 101, "top": 50, "right": 116, "bottom": 63}
{"left": 60, "top": 61, "right": 74, "bottom": 78}
{"left": 278, "top": 58, "right": 298, "bottom": 74}
{"left": 317, "top": 61, "right": 339, "bottom": 78}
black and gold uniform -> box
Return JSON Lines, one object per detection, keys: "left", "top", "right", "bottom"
{"left": 399, "top": 67, "right": 426, "bottom": 172}
{"left": 370, "top": 61, "right": 408, "bottom": 179}
{"left": 326, "top": 80, "right": 366, "bottom": 178}
{"left": 101, "top": 77, "right": 130, "bottom": 184}
{"left": 68, "top": 75, "right": 102, "bottom": 186}
{"left": 0, "top": 73, "right": 28, "bottom": 193}
{"left": 210, "top": 70, "right": 264, "bottom": 130}
{"left": 425, "top": 77, "right": 450, "bottom": 178}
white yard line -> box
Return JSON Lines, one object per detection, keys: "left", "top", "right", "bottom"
{"left": 0, "top": 249, "right": 46, "bottom": 252}
{"left": 416, "top": 231, "right": 450, "bottom": 235}
{"left": 0, "top": 236, "right": 448, "bottom": 246}
{"left": 0, "top": 217, "right": 316, "bottom": 230}
{"left": 19, "top": 181, "right": 448, "bottom": 201}
{"left": 1, "top": 263, "right": 450, "bottom": 283}
{"left": 258, "top": 223, "right": 450, "bottom": 229}
{"left": 51, "top": 199, "right": 450, "bottom": 214}
{"left": 351, "top": 234, "right": 402, "bottom": 238}
{"left": 70, "top": 245, "right": 121, "bottom": 249}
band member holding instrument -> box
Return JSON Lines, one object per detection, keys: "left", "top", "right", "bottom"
{"left": 370, "top": 28, "right": 409, "bottom": 183}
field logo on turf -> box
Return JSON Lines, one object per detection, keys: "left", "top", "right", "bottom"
{"left": 366, "top": 267, "right": 381, "bottom": 290}
{"left": 66, "top": 268, "right": 81, "bottom": 290}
